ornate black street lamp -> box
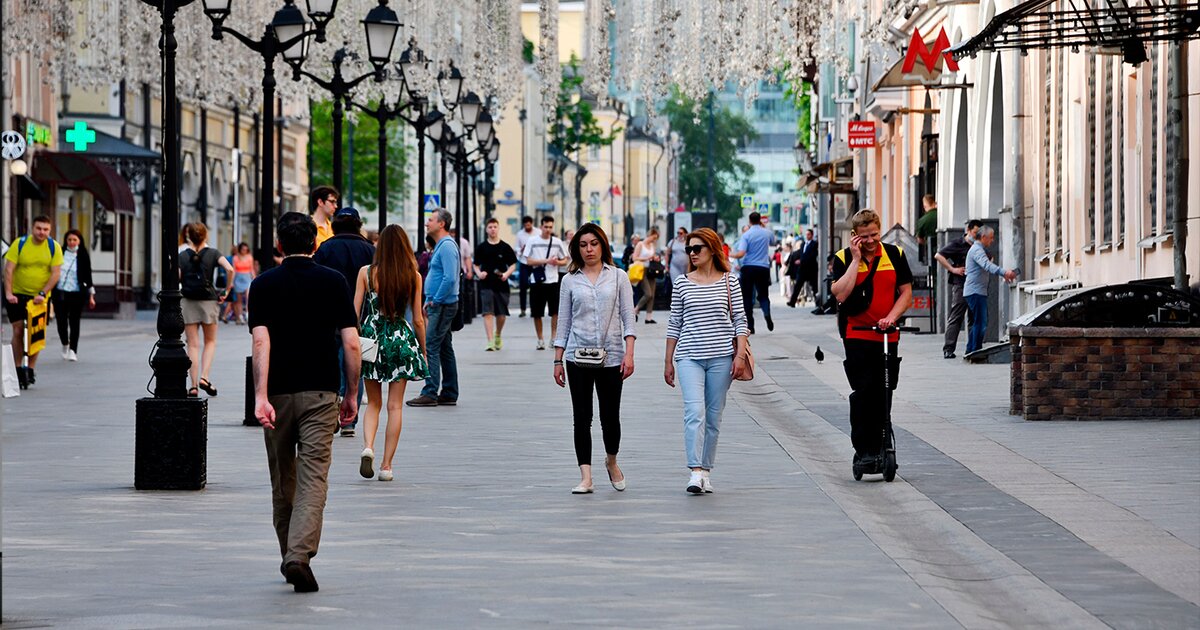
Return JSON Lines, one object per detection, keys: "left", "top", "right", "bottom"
{"left": 136, "top": 0, "right": 204, "bottom": 491}
{"left": 201, "top": 0, "right": 337, "bottom": 272}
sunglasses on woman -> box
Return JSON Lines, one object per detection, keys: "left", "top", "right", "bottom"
{"left": 684, "top": 245, "right": 707, "bottom": 255}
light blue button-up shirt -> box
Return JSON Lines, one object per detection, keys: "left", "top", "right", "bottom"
{"left": 964, "top": 240, "right": 1004, "bottom": 297}
{"left": 553, "top": 265, "right": 637, "bottom": 367}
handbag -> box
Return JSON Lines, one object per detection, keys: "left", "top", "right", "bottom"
{"left": 531, "top": 238, "right": 554, "bottom": 284}
{"left": 572, "top": 277, "right": 620, "bottom": 368}
{"left": 628, "top": 262, "right": 645, "bottom": 283}
{"left": 725, "top": 274, "right": 754, "bottom": 381}
{"left": 648, "top": 259, "right": 666, "bottom": 279}
{"left": 359, "top": 266, "right": 380, "bottom": 363}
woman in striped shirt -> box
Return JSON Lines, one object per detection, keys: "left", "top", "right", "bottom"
{"left": 665, "top": 228, "right": 751, "bottom": 494}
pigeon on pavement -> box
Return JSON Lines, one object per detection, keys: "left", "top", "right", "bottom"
{"left": 815, "top": 346, "right": 824, "bottom": 364}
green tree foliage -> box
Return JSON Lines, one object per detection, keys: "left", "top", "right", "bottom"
{"left": 309, "top": 99, "right": 409, "bottom": 214}
{"left": 661, "top": 87, "right": 757, "bottom": 229}
{"left": 549, "top": 54, "right": 619, "bottom": 156}
{"left": 784, "top": 80, "right": 814, "bottom": 154}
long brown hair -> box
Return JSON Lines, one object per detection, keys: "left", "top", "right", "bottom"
{"left": 372, "top": 224, "right": 419, "bottom": 320}
{"left": 567, "top": 223, "right": 614, "bottom": 273}
{"left": 686, "top": 228, "right": 730, "bottom": 273}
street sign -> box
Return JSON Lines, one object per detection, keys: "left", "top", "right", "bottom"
{"left": 848, "top": 120, "right": 877, "bottom": 149}
{"left": 65, "top": 121, "right": 96, "bottom": 152}
{"left": 740, "top": 194, "right": 754, "bottom": 209}
{"left": 757, "top": 202, "right": 770, "bottom": 215}
{"left": 1, "top": 130, "right": 26, "bottom": 160}
{"left": 651, "top": 200, "right": 660, "bottom": 212}
{"left": 423, "top": 192, "right": 441, "bottom": 211}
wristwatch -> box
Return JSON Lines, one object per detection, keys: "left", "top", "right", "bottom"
{"left": 37, "top": 291, "right": 46, "bottom": 297}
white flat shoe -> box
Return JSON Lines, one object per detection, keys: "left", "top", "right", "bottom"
{"left": 571, "top": 483, "right": 594, "bottom": 494}
{"left": 378, "top": 469, "right": 394, "bottom": 482}
{"left": 607, "top": 464, "right": 626, "bottom": 491}
{"left": 359, "top": 448, "right": 374, "bottom": 479}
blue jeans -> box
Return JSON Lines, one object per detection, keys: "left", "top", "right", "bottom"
{"left": 677, "top": 355, "right": 734, "bottom": 470}
{"left": 965, "top": 294, "right": 988, "bottom": 354}
{"left": 421, "top": 302, "right": 459, "bottom": 400}
{"left": 337, "top": 346, "right": 365, "bottom": 427}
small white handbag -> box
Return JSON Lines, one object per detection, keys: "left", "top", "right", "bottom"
{"left": 360, "top": 336, "right": 379, "bottom": 363}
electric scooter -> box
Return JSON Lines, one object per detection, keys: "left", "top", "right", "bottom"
{"left": 850, "top": 324, "right": 918, "bottom": 482}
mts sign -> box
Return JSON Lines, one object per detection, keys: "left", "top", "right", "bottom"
{"left": 848, "top": 121, "right": 876, "bottom": 149}
{"left": 902, "top": 27, "right": 959, "bottom": 81}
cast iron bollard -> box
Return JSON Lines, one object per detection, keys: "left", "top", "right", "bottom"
{"left": 135, "top": 397, "right": 207, "bottom": 490}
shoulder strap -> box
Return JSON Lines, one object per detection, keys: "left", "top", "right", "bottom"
{"left": 18, "top": 236, "right": 27, "bottom": 254}
{"left": 726, "top": 273, "right": 734, "bottom": 322}
{"left": 47, "top": 238, "right": 56, "bottom": 257}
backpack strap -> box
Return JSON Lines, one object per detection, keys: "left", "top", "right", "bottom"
{"left": 17, "top": 236, "right": 56, "bottom": 257}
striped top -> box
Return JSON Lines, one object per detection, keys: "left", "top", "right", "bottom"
{"left": 666, "top": 273, "right": 750, "bottom": 360}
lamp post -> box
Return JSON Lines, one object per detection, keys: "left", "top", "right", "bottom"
{"left": 201, "top": 0, "right": 337, "bottom": 272}
{"left": 135, "top": 0, "right": 204, "bottom": 491}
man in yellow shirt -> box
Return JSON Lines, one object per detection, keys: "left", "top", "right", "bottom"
{"left": 4, "top": 215, "right": 63, "bottom": 389}
{"left": 310, "top": 185, "right": 339, "bottom": 248}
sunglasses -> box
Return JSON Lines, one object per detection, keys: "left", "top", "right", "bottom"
{"left": 684, "top": 245, "right": 707, "bottom": 255}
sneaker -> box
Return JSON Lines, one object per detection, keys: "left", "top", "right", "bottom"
{"left": 687, "top": 472, "right": 704, "bottom": 495}
{"left": 494, "top": 335, "right": 503, "bottom": 350}
{"left": 943, "top": 351, "right": 956, "bottom": 359}
{"left": 519, "top": 310, "right": 527, "bottom": 318}
{"left": 359, "top": 448, "right": 375, "bottom": 478}
{"left": 62, "top": 345, "right": 70, "bottom": 360}
{"left": 485, "top": 339, "right": 496, "bottom": 351}
{"left": 67, "top": 350, "right": 78, "bottom": 362}
{"left": 378, "top": 469, "right": 394, "bottom": 482}
{"left": 340, "top": 426, "right": 356, "bottom": 437}
{"left": 765, "top": 315, "right": 775, "bottom": 331}
{"left": 537, "top": 339, "right": 546, "bottom": 350}
{"left": 405, "top": 395, "right": 439, "bottom": 407}
{"left": 701, "top": 471, "right": 714, "bottom": 493}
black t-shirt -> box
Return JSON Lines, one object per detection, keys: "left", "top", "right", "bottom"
{"left": 936, "top": 236, "right": 973, "bottom": 285}
{"left": 247, "top": 257, "right": 358, "bottom": 396}
{"left": 474, "top": 240, "right": 517, "bottom": 291}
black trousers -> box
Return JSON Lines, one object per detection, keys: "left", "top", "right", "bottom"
{"left": 565, "top": 361, "right": 623, "bottom": 466}
{"left": 739, "top": 265, "right": 772, "bottom": 331}
{"left": 52, "top": 291, "right": 87, "bottom": 352}
{"left": 842, "top": 338, "right": 901, "bottom": 455}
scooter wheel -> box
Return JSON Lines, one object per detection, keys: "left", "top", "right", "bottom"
{"left": 883, "top": 453, "right": 897, "bottom": 482}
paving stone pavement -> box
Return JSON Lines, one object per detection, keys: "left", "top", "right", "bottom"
{"left": 2, "top": 293, "right": 1198, "bottom": 628}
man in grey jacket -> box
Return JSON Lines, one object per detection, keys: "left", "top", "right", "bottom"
{"left": 964, "top": 226, "right": 1017, "bottom": 354}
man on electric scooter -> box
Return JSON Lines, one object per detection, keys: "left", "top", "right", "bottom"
{"left": 830, "top": 210, "right": 914, "bottom": 476}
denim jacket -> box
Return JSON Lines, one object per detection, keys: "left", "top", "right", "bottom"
{"left": 554, "top": 265, "right": 637, "bottom": 367}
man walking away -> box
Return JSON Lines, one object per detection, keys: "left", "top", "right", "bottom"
{"left": 934, "top": 219, "right": 982, "bottom": 358}
{"left": 313, "top": 206, "right": 376, "bottom": 436}
{"left": 728, "top": 211, "right": 776, "bottom": 333}
{"left": 4, "top": 215, "right": 62, "bottom": 389}
{"left": 310, "top": 186, "right": 340, "bottom": 248}
{"left": 249, "top": 212, "right": 360, "bottom": 593}
{"left": 473, "top": 217, "right": 517, "bottom": 351}
{"left": 515, "top": 216, "right": 536, "bottom": 318}
{"left": 407, "top": 208, "right": 460, "bottom": 407}
{"left": 521, "top": 215, "right": 570, "bottom": 350}
{"left": 964, "top": 225, "right": 1017, "bottom": 355}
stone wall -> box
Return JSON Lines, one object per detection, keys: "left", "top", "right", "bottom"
{"left": 1010, "top": 327, "right": 1200, "bottom": 421}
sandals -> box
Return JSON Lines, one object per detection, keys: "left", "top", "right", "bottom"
{"left": 198, "top": 378, "right": 218, "bottom": 397}
{"left": 188, "top": 387, "right": 200, "bottom": 398}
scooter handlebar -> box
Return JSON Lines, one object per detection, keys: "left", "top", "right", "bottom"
{"left": 851, "top": 325, "right": 922, "bottom": 334}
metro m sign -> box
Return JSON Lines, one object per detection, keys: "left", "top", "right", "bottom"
{"left": 901, "top": 27, "right": 959, "bottom": 82}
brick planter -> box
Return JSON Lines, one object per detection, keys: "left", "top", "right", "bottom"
{"left": 1010, "top": 326, "right": 1200, "bottom": 420}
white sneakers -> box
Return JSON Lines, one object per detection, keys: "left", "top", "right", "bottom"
{"left": 62, "top": 345, "right": 70, "bottom": 360}
{"left": 536, "top": 339, "right": 547, "bottom": 350}
{"left": 359, "top": 448, "right": 374, "bottom": 479}
{"left": 377, "top": 469, "right": 394, "bottom": 482}
{"left": 687, "top": 471, "right": 714, "bottom": 494}
{"left": 67, "top": 350, "right": 78, "bottom": 362}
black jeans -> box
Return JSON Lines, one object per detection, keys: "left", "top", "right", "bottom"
{"left": 52, "top": 291, "right": 87, "bottom": 351}
{"left": 739, "top": 265, "right": 772, "bottom": 331}
{"left": 943, "top": 281, "right": 968, "bottom": 354}
{"left": 842, "top": 338, "right": 901, "bottom": 456}
{"left": 518, "top": 263, "right": 532, "bottom": 311}
{"left": 565, "top": 362, "right": 623, "bottom": 466}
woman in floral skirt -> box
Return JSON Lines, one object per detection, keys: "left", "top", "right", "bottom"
{"left": 353, "top": 225, "right": 429, "bottom": 481}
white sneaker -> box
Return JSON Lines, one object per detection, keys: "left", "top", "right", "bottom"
{"left": 687, "top": 472, "right": 704, "bottom": 494}
{"left": 537, "top": 339, "right": 547, "bottom": 350}
{"left": 62, "top": 345, "right": 70, "bottom": 360}
{"left": 67, "top": 350, "right": 78, "bottom": 362}
{"left": 378, "top": 468, "right": 394, "bottom": 482}
{"left": 701, "top": 471, "right": 714, "bottom": 493}
{"left": 359, "top": 448, "right": 375, "bottom": 479}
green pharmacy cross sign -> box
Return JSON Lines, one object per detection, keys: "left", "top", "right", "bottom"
{"left": 65, "top": 121, "right": 97, "bottom": 152}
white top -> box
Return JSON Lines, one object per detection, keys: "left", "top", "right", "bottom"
{"left": 634, "top": 242, "right": 657, "bottom": 261}
{"left": 58, "top": 248, "right": 80, "bottom": 292}
{"left": 554, "top": 265, "right": 637, "bottom": 367}
{"left": 521, "top": 234, "right": 568, "bottom": 284}
{"left": 515, "top": 228, "right": 536, "bottom": 264}
{"left": 666, "top": 273, "right": 750, "bottom": 360}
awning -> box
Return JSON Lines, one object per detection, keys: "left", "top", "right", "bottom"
{"left": 16, "top": 173, "right": 44, "bottom": 201}
{"left": 950, "top": 0, "right": 1200, "bottom": 63}
{"left": 60, "top": 127, "right": 161, "bottom": 161}
{"left": 32, "top": 152, "right": 136, "bottom": 214}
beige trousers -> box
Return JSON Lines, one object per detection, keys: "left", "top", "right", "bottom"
{"left": 263, "top": 391, "right": 339, "bottom": 565}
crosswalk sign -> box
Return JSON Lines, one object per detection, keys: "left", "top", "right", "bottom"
{"left": 740, "top": 194, "right": 754, "bottom": 209}
{"left": 758, "top": 202, "right": 770, "bottom": 214}
{"left": 423, "top": 192, "right": 441, "bottom": 211}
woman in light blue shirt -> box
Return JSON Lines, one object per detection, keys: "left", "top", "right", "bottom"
{"left": 553, "top": 224, "right": 637, "bottom": 494}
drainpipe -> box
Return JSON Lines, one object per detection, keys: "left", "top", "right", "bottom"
{"left": 1170, "top": 42, "right": 1189, "bottom": 291}
{"left": 1002, "top": 51, "right": 1025, "bottom": 324}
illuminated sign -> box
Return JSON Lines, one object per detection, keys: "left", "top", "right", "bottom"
{"left": 848, "top": 121, "right": 877, "bottom": 149}
{"left": 901, "top": 27, "right": 959, "bottom": 80}
{"left": 65, "top": 121, "right": 97, "bottom": 152}
{"left": 25, "top": 121, "right": 52, "bottom": 147}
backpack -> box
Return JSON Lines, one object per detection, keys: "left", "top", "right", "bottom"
{"left": 180, "top": 249, "right": 214, "bottom": 299}
{"left": 17, "top": 235, "right": 57, "bottom": 259}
